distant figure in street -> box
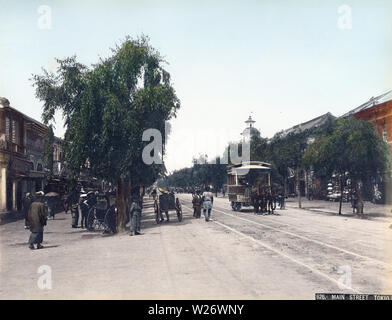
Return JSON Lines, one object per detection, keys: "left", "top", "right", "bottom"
{"left": 278, "top": 190, "right": 286, "bottom": 210}
{"left": 129, "top": 191, "right": 142, "bottom": 236}
{"left": 27, "top": 191, "right": 47, "bottom": 250}
{"left": 307, "top": 188, "right": 313, "bottom": 201}
{"left": 22, "top": 193, "right": 33, "bottom": 229}
{"left": 69, "top": 186, "right": 81, "bottom": 228}
{"left": 351, "top": 187, "right": 364, "bottom": 216}
{"left": 46, "top": 196, "right": 57, "bottom": 220}
{"left": 202, "top": 186, "right": 214, "bottom": 222}
{"left": 192, "top": 189, "right": 202, "bottom": 219}
{"left": 159, "top": 192, "right": 170, "bottom": 222}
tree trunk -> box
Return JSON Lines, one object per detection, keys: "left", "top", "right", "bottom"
{"left": 296, "top": 168, "right": 302, "bottom": 208}
{"left": 116, "top": 177, "right": 127, "bottom": 233}
{"left": 338, "top": 173, "right": 344, "bottom": 215}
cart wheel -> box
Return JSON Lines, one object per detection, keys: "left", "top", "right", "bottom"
{"left": 176, "top": 198, "right": 183, "bottom": 222}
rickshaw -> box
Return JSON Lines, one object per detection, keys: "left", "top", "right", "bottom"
{"left": 227, "top": 161, "right": 271, "bottom": 212}
{"left": 153, "top": 188, "right": 183, "bottom": 223}
{"left": 86, "top": 192, "right": 112, "bottom": 231}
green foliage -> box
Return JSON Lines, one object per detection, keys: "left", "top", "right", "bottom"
{"left": 32, "top": 35, "right": 180, "bottom": 186}
{"left": 303, "top": 117, "right": 390, "bottom": 180}
{"left": 159, "top": 156, "right": 226, "bottom": 191}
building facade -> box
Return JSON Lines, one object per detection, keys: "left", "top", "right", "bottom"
{"left": 348, "top": 91, "right": 392, "bottom": 153}
{"left": 342, "top": 90, "right": 392, "bottom": 202}
{"left": 0, "top": 97, "right": 48, "bottom": 213}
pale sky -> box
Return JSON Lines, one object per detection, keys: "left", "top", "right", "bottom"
{"left": 1, "top": 0, "right": 391, "bottom": 173}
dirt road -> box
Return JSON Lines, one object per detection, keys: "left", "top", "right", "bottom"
{"left": 0, "top": 194, "right": 391, "bottom": 299}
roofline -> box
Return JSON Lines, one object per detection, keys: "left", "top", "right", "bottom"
{"left": 340, "top": 89, "right": 392, "bottom": 118}
{"left": 278, "top": 112, "right": 336, "bottom": 136}
{"left": 1, "top": 105, "right": 47, "bottom": 130}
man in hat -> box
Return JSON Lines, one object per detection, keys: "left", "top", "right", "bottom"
{"left": 27, "top": 191, "right": 47, "bottom": 250}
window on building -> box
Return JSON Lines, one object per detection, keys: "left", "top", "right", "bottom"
{"left": 37, "top": 163, "right": 43, "bottom": 171}
{"left": 12, "top": 120, "right": 19, "bottom": 144}
{"left": 5, "top": 117, "right": 10, "bottom": 141}
{"left": 382, "top": 123, "right": 387, "bottom": 142}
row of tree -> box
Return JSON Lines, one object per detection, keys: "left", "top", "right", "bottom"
{"left": 162, "top": 115, "right": 390, "bottom": 215}
{"left": 158, "top": 156, "right": 227, "bottom": 195}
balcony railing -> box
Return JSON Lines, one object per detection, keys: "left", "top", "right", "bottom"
{"left": 0, "top": 140, "right": 26, "bottom": 155}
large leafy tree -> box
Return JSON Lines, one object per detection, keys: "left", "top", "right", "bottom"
{"left": 303, "top": 117, "right": 390, "bottom": 214}
{"left": 32, "top": 36, "right": 180, "bottom": 231}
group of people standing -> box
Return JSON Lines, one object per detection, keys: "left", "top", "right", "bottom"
{"left": 192, "top": 186, "right": 214, "bottom": 222}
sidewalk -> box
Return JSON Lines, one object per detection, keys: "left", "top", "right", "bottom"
{"left": 286, "top": 197, "right": 392, "bottom": 219}
{"left": 4, "top": 197, "right": 309, "bottom": 299}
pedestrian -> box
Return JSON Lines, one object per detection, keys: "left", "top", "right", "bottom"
{"left": 79, "top": 193, "right": 89, "bottom": 229}
{"left": 70, "top": 186, "right": 80, "bottom": 228}
{"left": 22, "top": 193, "right": 33, "bottom": 229}
{"left": 202, "top": 186, "right": 214, "bottom": 222}
{"left": 278, "top": 189, "right": 286, "bottom": 210}
{"left": 129, "top": 192, "right": 142, "bottom": 236}
{"left": 192, "top": 189, "right": 202, "bottom": 219}
{"left": 46, "top": 196, "right": 57, "bottom": 220}
{"left": 27, "top": 191, "right": 47, "bottom": 250}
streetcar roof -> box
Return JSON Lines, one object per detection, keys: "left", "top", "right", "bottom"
{"left": 227, "top": 163, "right": 271, "bottom": 175}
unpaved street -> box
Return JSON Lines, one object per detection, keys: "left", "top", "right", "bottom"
{"left": 1, "top": 195, "right": 391, "bottom": 299}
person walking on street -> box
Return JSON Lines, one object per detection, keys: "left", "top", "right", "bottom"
{"left": 27, "top": 191, "right": 47, "bottom": 250}
{"left": 202, "top": 186, "right": 214, "bottom": 222}
{"left": 46, "top": 195, "right": 57, "bottom": 220}
{"left": 129, "top": 192, "right": 142, "bottom": 236}
{"left": 22, "top": 193, "right": 33, "bottom": 229}
{"left": 70, "top": 186, "right": 80, "bottom": 228}
{"left": 192, "top": 189, "right": 202, "bottom": 219}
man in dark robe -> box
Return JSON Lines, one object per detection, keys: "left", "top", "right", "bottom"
{"left": 192, "top": 190, "right": 202, "bottom": 219}
{"left": 27, "top": 191, "right": 47, "bottom": 250}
